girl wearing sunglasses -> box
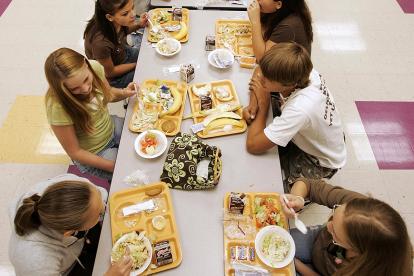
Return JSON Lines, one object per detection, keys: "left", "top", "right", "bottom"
{"left": 281, "top": 178, "right": 413, "bottom": 276}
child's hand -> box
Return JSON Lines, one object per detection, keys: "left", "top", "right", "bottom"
{"left": 139, "top": 13, "right": 149, "bottom": 27}
{"left": 243, "top": 103, "right": 258, "bottom": 124}
{"left": 104, "top": 248, "right": 132, "bottom": 276}
{"left": 248, "top": 0, "right": 261, "bottom": 24}
{"left": 123, "top": 82, "right": 138, "bottom": 98}
{"left": 243, "top": 93, "right": 258, "bottom": 124}
{"left": 280, "top": 194, "right": 305, "bottom": 218}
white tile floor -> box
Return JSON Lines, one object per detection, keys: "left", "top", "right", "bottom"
{"left": 1, "top": 0, "right": 413, "bottom": 274}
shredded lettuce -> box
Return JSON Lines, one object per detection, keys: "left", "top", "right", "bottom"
{"left": 261, "top": 232, "right": 290, "bottom": 265}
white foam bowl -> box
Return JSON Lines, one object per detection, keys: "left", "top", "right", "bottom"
{"left": 111, "top": 232, "right": 152, "bottom": 276}
{"left": 134, "top": 130, "right": 168, "bottom": 159}
{"left": 155, "top": 38, "right": 181, "bottom": 57}
{"left": 254, "top": 225, "right": 296, "bottom": 269}
{"left": 208, "top": 48, "right": 234, "bottom": 69}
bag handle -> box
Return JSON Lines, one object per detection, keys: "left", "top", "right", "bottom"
{"left": 212, "top": 148, "right": 222, "bottom": 183}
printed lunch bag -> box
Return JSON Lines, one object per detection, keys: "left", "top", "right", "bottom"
{"left": 160, "top": 132, "right": 222, "bottom": 190}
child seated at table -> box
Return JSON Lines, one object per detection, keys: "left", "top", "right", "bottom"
{"left": 245, "top": 42, "right": 346, "bottom": 188}
{"left": 84, "top": 0, "right": 148, "bottom": 89}
{"left": 281, "top": 178, "right": 413, "bottom": 276}
{"left": 245, "top": 0, "right": 313, "bottom": 123}
{"left": 9, "top": 173, "right": 133, "bottom": 276}
{"left": 44, "top": 47, "right": 136, "bottom": 180}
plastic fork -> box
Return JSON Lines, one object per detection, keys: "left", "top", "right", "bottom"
{"left": 147, "top": 18, "right": 159, "bottom": 33}
{"left": 282, "top": 194, "right": 308, "bottom": 234}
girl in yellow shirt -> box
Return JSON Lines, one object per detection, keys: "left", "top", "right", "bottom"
{"left": 45, "top": 48, "right": 136, "bottom": 180}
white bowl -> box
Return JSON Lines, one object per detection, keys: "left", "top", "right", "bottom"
{"left": 134, "top": 130, "right": 168, "bottom": 159}
{"left": 111, "top": 232, "right": 152, "bottom": 276}
{"left": 254, "top": 225, "right": 296, "bottom": 268}
{"left": 208, "top": 48, "right": 234, "bottom": 69}
{"left": 155, "top": 38, "right": 181, "bottom": 57}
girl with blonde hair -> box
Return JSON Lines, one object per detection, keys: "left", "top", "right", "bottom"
{"left": 9, "top": 174, "right": 132, "bottom": 276}
{"left": 45, "top": 47, "right": 136, "bottom": 180}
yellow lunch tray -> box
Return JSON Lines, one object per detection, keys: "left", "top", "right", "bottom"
{"left": 129, "top": 79, "right": 187, "bottom": 136}
{"left": 109, "top": 182, "right": 182, "bottom": 275}
{"left": 223, "top": 192, "right": 294, "bottom": 276}
{"left": 187, "top": 79, "right": 247, "bottom": 139}
{"left": 215, "top": 19, "right": 254, "bottom": 57}
{"left": 148, "top": 8, "right": 190, "bottom": 43}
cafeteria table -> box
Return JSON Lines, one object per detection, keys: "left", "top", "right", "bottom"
{"left": 92, "top": 10, "right": 285, "bottom": 276}
{"left": 150, "top": 0, "right": 247, "bottom": 11}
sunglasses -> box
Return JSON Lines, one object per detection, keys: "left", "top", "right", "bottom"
{"left": 327, "top": 204, "right": 347, "bottom": 259}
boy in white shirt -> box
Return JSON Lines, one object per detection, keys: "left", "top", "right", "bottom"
{"left": 245, "top": 42, "right": 346, "bottom": 189}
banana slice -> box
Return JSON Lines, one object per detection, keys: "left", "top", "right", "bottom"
{"left": 159, "top": 87, "right": 182, "bottom": 117}
{"left": 203, "top": 111, "right": 241, "bottom": 127}
{"left": 203, "top": 118, "right": 244, "bottom": 135}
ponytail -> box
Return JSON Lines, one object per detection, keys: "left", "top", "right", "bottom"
{"left": 14, "top": 194, "right": 42, "bottom": 236}
{"left": 13, "top": 181, "right": 92, "bottom": 236}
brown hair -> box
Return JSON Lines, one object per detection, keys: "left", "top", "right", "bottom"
{"left": 14, "top": 181, "right": 93, "bottom": 236}
{"left": 44, "top": 48, "right": 109, "bottom": 133}
{"left": 84, "top": 0, "right": 130, "bottom": 46}
{"left": 335, "top": 198, "right": 413, "bottom": 276}
{"left": 261, "top": 0, "right": 313, "bottom": 43}
{"left": 259, "top": 42, "right": 313, "bottom": 88}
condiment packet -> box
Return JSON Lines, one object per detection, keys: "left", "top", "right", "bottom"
{"left": 122, "top": 200, "right": 156, "bottom": 216}
{"left": 190, "top": 122, "right": 205, "bottom": 133}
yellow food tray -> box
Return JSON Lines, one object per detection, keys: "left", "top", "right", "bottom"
{"left": 129, "top": 79, "right": 187, "bottom": 136}
{"left": 223, "top": 192, "right": 294, "bottom": 276}
{"left": 188, "top": 79, "right": 247, "bottom": 139}
{"left": 215, "top": 19, "right": 254, "bottom": 57}
{"left": 148, "top": 8, "right": 190, "bottom": 43}
{"left": 109, "top": 182, "right": 182, "bottom": 275}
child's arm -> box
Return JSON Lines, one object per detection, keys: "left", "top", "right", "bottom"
{"left": 294, "top": 258, "right": 320, "bottom": 276}
{"left": 97, "top": 57, "right": 136, "bottom": 79}
{"left": 101, "top": 77, "right": 136, "bottom": 102}
{"left": 128, "top": 13, "right": 148, "bottom": 33}
{"left": 248, "top": 0, "right": 276, "bottom": 61}
{"left": 245, "top": 79, "right": 276, "bottom": 154}
{"left": 243, "top": 67, "right": 260, "bottom": 124}
{"left": 51, "top": 125, "right": 115, "bottom": 172}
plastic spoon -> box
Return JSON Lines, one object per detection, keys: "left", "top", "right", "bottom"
{"left": 282, "top": 194, "right": 308, "bottom": 234}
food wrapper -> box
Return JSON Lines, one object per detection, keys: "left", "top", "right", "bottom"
{"left": 123, "top": 169, "right": 150, "bottom": 186}
{"left": 122, "top": 199, "right": 156, "bottom": 216}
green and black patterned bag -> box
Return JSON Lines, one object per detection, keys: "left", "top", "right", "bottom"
{"left": 160, "top": 132, "right": 222, "bottom": 190}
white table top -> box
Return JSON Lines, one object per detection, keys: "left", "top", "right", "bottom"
{"left": 150, "top": 0, "right": 247, "bottom": 10}
{"left": 92, "top": 10, "right": 284, "bottom": 276}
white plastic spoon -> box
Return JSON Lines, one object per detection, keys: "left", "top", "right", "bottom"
{"left": 282, "top": 194, "right": 308, "bottom": 234}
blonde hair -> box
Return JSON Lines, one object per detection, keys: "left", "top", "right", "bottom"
{"left": 259, "top": 42, "right": 313, "bottom": 88}
{"left": 335, "top": 198, "right": 413, "bottom": 276}
{"left": 44, "top": 48, "right": 109, "bottom": 133}
{"left": 14, "top": 181, "right": 93, "bottom": 235}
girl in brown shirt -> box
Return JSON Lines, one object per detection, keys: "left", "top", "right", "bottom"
{"left": 244, "top": 0, "right": 313, "bottom": 123}
{"left": 282, "top": 178, "right": 413, "bottom": 276}
{"left": 84, "top": 0, "right": 148, "bottom": 89}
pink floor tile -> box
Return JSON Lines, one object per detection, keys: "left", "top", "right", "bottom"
{"left": 0, "top": 0, "right": 12, "bottom": 16}
{"left": 356, "top": 101, "right": 414, "bottom": 170}
{"left": 397, "top": 0, "right": 414, "bottom": 13}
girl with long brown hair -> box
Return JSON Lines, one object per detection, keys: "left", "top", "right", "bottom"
{"left": 281, "top": 178, "right": 413, "bottom": 276}
{"left": 9, "top": 174, "right": 132, "bottom": 276}
{"left": 84, "top": 0, "right": 148, "bottom": 89}
{"left": 244, "top": 0, "right": 313, "bottom": 124}
{"left": 45, "top": 47, "right": 136, "bottom": 180}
